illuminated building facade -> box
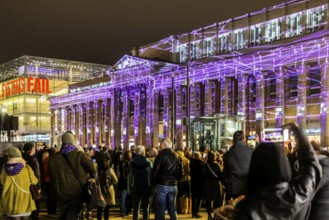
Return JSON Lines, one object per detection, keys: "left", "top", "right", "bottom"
{"left": 0, "top": 56, "right": 109, "bottom": 142}
{"left": 50, "top": 0, "right": 329, "bottom": 149}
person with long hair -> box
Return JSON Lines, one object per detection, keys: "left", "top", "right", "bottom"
{"left": 96, "top": 153, "right": 118, "bottom": 220}
{"left": 202, "top": 150, "right": 222, "bottom": 220}
{"left": 0, "top": 147, "right": 38, "bottom": 220}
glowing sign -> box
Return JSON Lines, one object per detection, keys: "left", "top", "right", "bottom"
{"left": 1, "top": 77, "right": 52, "bottom": 99}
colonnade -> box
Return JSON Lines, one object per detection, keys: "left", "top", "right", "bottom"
{"left": 50, "top": 58, "right": 329, "bottom": 149}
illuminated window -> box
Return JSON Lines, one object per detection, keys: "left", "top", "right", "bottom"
{"left": 289, "top": 71, "right": 298, "bottom": 98}
{"left": 248, "top": 76, "right": 257, "bottom": 102}
{"left": 218, "top": 33, "right": 229, "bottom": 54}
{"left": 203, "top": 38, "right": 215, "bottom": 57}
{"left": 233, "top": 29, "right": 245, "bottom": 50}
{"left": 309, "top": 67, "right": 321, "bottom": 95}
{"left": 250, "top": 24, "right": 263, "bottom": 46}
{"left": 190, "top": 41, "right": 201, "bottom": 60}
{"left": 265, "top": 72, "right": 276, "bottom": 100}
{"left": 286, "top": 13, "right": 303, "bottom": 37}
{"left": 179, "top": 44, "right": 188, "bottom": 62}
{"left": 265, "top": 19, "right": 281, "bottom": 42}
{"left": 307, "top": 6, "right": 325, "bottom": 33}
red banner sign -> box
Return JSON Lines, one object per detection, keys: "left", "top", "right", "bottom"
{"left": 1, "top": 77, "right": 52, "bottom": 99}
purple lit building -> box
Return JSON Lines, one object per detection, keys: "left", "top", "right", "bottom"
{"left": 50, "top": 0, "right": 329, "bottom": 149}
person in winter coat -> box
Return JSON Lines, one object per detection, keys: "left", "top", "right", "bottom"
{"left": 232, "top": 123, "right": 322, "bottom": 220}
{"left": 22, "top": 143, "right": 41, "bottom": 220}
{"left": 118, "top": 150, "right": 132, "bottom": 217}
{"left": 175, "top": 147, "right": 191, "bottom": 215}
{"left": 189, "top": 151, "right": 204, "bottom": 219}
{"left": 41, "top": 150, "right": 57, "bottom": 217}
{"left": 48, "top": 131, "right": 96, "bottom": 220}
{"left": 97, "top": 152, "right": 118, "bottom": 220}
{"left": 152, "top": 137, "right": 183, "bottom": 220}
{"left": 202, "top": 150, "right": 222, "bottom": 220}
{"left": 223, "top": 130, "right": 253, "bottom": 201}
{"left": 131, "top": 145, "right": 153, "bottom": 220}
{"left": 0, "top": 147, "right": 38, "bottom": 220}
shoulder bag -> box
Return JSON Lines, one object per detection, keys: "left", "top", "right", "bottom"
{"left": 207, "top": 162, "right": 225, "bottom": 203}
{"left": 27, "top": 166, "right": 42, "bottom": 200}
{"left": 62, "top": 153, "right": 91, "bottom": 203}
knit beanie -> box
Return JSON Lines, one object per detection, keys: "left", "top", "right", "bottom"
{"left": 61, "top": 131, "right": 75, "bottom": 145}
{"left": 7, "top": 147, "right": 22, "bottom": 159}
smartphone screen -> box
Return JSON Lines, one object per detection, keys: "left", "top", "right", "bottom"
{"left": 283, "top": 129, "right": 289, "bottom": 141}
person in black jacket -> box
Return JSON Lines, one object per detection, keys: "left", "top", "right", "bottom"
{"left": 23, "top": 143, "right": 41, "bottom": 220}
{"left": 231, "top": 123, "right": 322, "bottom": 220}
{"left": 152, "top": 138, "right": 183, "bottom": 220}
{"left": 223, "top": 130, "right": 253, "bottom": 201}
{"left": 189, "top": 151, "right": 204, "bottom": 219}
{"left": 308, "top": 141, "right": 329, "bottom": 220}
{"left": 131, "top": 145, "right": 152, "bottom": 220}
{"left": 202, "top": 150, "right": 222, "bottom": 220}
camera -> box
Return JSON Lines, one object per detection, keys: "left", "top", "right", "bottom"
{"left": 247, "top": 135, "right": 256, "bottom": 140}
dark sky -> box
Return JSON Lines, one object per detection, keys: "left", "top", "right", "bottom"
{"left": 0, "top": 0, "right": 286, "bottom": 66}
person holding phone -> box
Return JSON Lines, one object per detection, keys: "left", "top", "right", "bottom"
{"left": 231, "top": 123, "right": 322, "bottom": 220}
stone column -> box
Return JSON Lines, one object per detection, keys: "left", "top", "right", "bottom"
{"left": 86, "top": 102, "right": 95, "bottom": 147}
{"left": 239, "top": 74, "right": 248, "bottom": 135}
{"left": 190, "top": 83, "right": 197, "bottom": 118}
{"left": 134, "top": 85, "right": 147, "bottom": 146}
{"left": 72, "top": 105, "right": 78, "bottom": 145}
{"left": 50, "top": 109, "right": 56, "bottom": 147}
{"left": 162, "top": 89, "right": 171, "bottom": 139}
{"left": 64, "top": 106, "right": 71, "bottom": 132}
{"left": 255, "top": 73, "right": 265, "bottom": 139}
{"left": 275, "top": 67, "right": 285, "bottom": 127}
{"left": 111, "top": 89, "right": 122, "bottom": 149}
{"left": 175, "top": 86, "right": 184, "bottom": 148}
{"left": 147, "top": 89, "right": 159, "bottom": 148}
{"left": 222, "top": 78, "right": 229, "bottom": 115}
{"left": 214, "top": 80, "right": 221, "bottom": 114}
{"left": 204, "top": 81, "right": 213, "bottom": 116}
{"left": 321, "top": 59, "right": 329, "bottom": 146}
{"left": 95, "top": 99, "right": 103, "bottom": 147}
{"left": 122, "top": 89, "right": 131, "bottom": 149}
{"left": 79, "top": 103, "right": 87, "bottom": 148}
{"left": 57, "top": 108, "right": 62, "bottom": 145}
{"left": 104, "top": 98, "right": 112, "bottom": 149}
{"left": 297, "top": 63, "right": 307, "bottom": 130}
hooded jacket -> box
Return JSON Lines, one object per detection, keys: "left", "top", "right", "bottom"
{"left": 232, "top": 128, "right": 322, "bottom": 220}
{"left": 0, "top": 163, "right": 38, "bottom": 215}
{"left": 131, "top": 155, "right": 152, "bottom": 194}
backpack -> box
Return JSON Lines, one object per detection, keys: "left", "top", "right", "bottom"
{"left": 98, "top": 169, "right": 110, "bottom": 194}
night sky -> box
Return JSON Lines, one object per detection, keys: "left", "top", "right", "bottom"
{"left": 0, "top": 0, "right": 286, "bottom": 66}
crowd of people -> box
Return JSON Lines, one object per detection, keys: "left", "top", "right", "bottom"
{"left": 0, "top": 122, "right": 328, "bottom": 220}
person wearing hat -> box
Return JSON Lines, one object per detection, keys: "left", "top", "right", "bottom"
{"left": 22, "top": 143, "right": 41, "bottom": 220}
{"left": 48, "top": 131, "right": 96, "bottom": 220}
{"left": 0, "top": 146, "right": 38, "bottom": 219}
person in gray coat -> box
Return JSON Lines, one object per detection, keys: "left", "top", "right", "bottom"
{"left": 223, "top": 130, "right": 253, "bottom": 200}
